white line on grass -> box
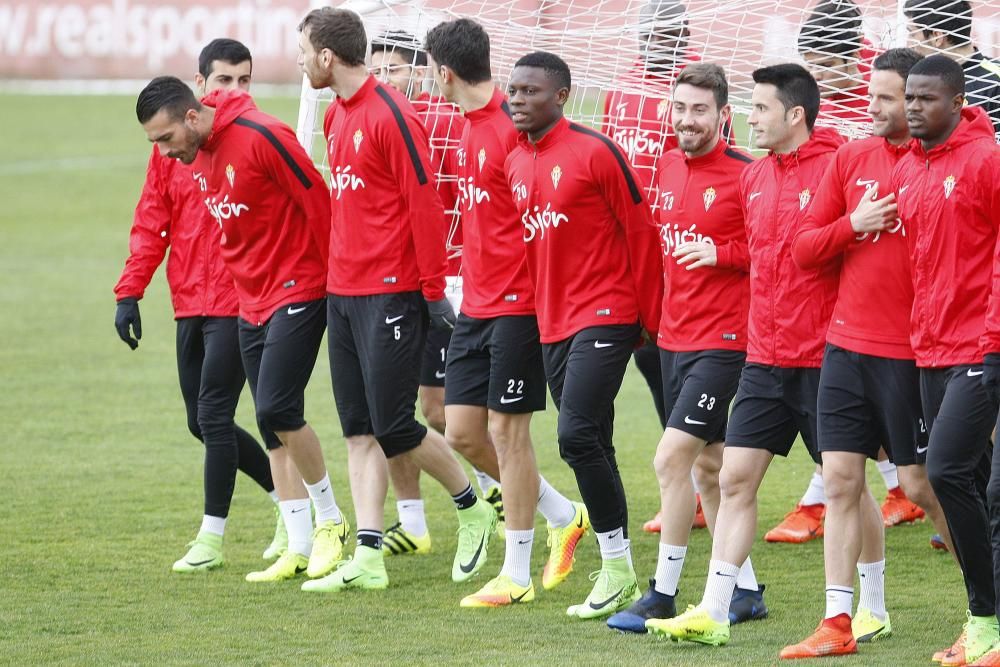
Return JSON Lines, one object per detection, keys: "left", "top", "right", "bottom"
{"left": 0, "top": 155, "right": 146, "bottom": 175}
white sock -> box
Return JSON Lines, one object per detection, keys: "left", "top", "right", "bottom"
{"left": 596, "top": 527, "right": 628, "bottom": 561}
{"left": 857, "top": 560, "right": 887, "bottom": 620}
{"left": 825, "top": 586, "right": 854, "bottom": 619}
{"left": 701, "top": 560, "right": 739, "bottom": 623}
{"left": 305, "top": 474, "right": 342, "bottom": 525}
{"left": 691, "top": 470, "right": 701, "bottom": 495}
{"left": 800, "top": 471, "right": 827, "bottom": 506}
{"left": 653, "top": 543, "right": 686, "bottom": 596}
{"left": 280, "top": 499, "right": 313, "bottom": 556}
{"left": 624, "top": 539, "right": 634, "bottom": 569}
{"left": 200, "top": 514, "right": 226, "bottom": 537}
{"left": 736, "top": 557, "right": 758, "bottom": 591}
{"left": 267, "top": 490, "right": 279, "bottom": 504}
{"left": 397, "top": 499, "right": 427, "bottom": 537}
{"left": 537, "top": 477, "right": 576, "bottom": 528}
{"left": 500, "top": 528, "right": 534, "bottom": 587}
{"left": 474, "top": 468, "right": 500, "bottom": 495}
{"left": 876, "top": 460, "right": 899, "bottom": 491}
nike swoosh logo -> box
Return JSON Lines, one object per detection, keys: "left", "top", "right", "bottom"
{"left": 385, "top": 315, "right": 404, "bottom": 324}
{"left": 517, "top": 539, "right": 532, "bottom": 545}
{"left": 499, "top": 395, "right": 524, "bottom": 404}
{"left": 607, "top": 529, "right": 621, "bottom": 541}
{"left": 511, "top": 589, "right": 530, "bottom": 602}
{"left": 588, "top": 587, "right": 626, "bottom": 610}
{"left": 342, "top": 574, "right": 363, "bottom": 584}
{"left": 748, "top": 192, "right": 762, "bottom": 202}
{"left": 185, "top": 558, "right": 216, "bottom": 567}
{"left": 855, "top": 178, "right": 877, "bottom": 187}
{"left": 594, "top": 341, "right": 612, "bottom": 349}
{"left": 576, "top": 513, "right": 585, "bottom": 528}
{"left": 459, "top": 535, "right": 486, "bottom": 573}
{"left": 899, "top": 185, "right": 910, "bottom": 194}
{"left": 320, "top": 485, "right": 329, "bottom": 494}
{"left": 290, "top": 507, "right": 307, "bottom": 513}
{"left": 968, "top": 369, "right": 984, "bottom": 377}
{"left": 916, "top": 445, "right": 929, "bottom": 455}
{"left": 435, "top": 371, "right": 446, "bottom": 379}
{"left": 684, "top": 416, "right": 707, "bottom": 426}
{"left": 715, "top": 571, "right": 735, "bottom": 577}
{"left": 287, "top": 306, "right": 307, "bottom": 315}
{"left": 666, "top": 555, "right": 684, "bottom": 561}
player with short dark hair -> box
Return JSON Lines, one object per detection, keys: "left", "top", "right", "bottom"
{"left": 798, "top": 0, "right": 870, "bottom": 127}
{"left": 116, "top": 40, "right": 286, "bottom": 573}
{"left": 134, "top": 72, "right": 350, "bottom": 585}
{"left": 892, "top": 54, "right": 1000, "bottom": 666}
{"left": 296, "top": 7, "right": 498, "bottom": 594}
{"left": 505, "top": 50, "right": 664, "bottom": 621}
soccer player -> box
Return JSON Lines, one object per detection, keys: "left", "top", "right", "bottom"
{"left": 606, "top": 62, "right": 767, "bottom": 633}
{"left": 115, "top": 39, "right": 285, "bottom": 573}
{"left": 645, "top": 64, "right": 858, "bottom": 647}
{"left": 134, "top": 76, "right": 349, "bottom": 584}
{"left": 780, "top": 48, "right": 958, "bottom": 658}
{"left": 424, "top": 17, "right": 591, "bottom": 607}
{"left": 368, "top": 31, "right": 504, "bottom": 554}
{"left": 892, "top": 55, "right": 1000, "bottom": 666}
{"left": 505, "top": 51, "right": 663, "bottom": 619}
{"left": 295, "top": 8, "right": 497, "bottom": 593}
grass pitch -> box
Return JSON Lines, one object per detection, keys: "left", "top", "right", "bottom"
{"left": 0, "top": 93, "right": 967, "bottom": 665}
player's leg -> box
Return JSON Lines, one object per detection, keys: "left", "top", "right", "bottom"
{"left": 876, "top": 449, "right": 924, "bottom": 527}
{"left": 633, "top": 340, "right": 669, "bottom": 533}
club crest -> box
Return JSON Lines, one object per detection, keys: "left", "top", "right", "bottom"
{"left": 943, "top": 175, "right": 956, "bottom": 199}
{"left": 225, "top": 164, "right": 235, "bottom": 188}
{"left": 703, "top": 187, "right": 717, "bottom": 211}
{"left": 656, "top": 99, "right": 670, "bottom": 120}
{"left": 799, "top": 188, "right": 811, "bottom": 210}
{"left": 478, "top": 148, "right": 486, "bottom": 172}
{"left": 353, "top": 129, "right": 363, "bottom": 153}
{"left": 551, "top": 165, "right": 562, "bottom": 189}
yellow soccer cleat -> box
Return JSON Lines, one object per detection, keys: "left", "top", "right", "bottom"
{"left": 307, "top": 517, "right": 350, "bottom": 578}
{"left": 460, "top": 574, "right": 535, "bottom": 608}
{"left": 245, "top": 550, "right": 308, "bottom": 583}
{"left": 646, "top": 604, "right": 731, "bottom": 646}
{"left": 542, "top": 502, "right": 590, "bottom": 590}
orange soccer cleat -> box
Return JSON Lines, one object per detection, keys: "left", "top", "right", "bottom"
{"left": 933, "top": 628, "right": 966, "bottom": 665}
{"left": 881, "top": 487, "right": 926, "bottom": 526}
{"left": 780, "top": 614, "right": 857, "bottom": 659}
{"left": 642, "top": 495, "right": 707, "bottom": 533}
{"left": 765, "top": 503, "right": 825, "bottom": 543}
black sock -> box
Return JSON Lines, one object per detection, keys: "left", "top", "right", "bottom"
{"left": 357, "top": 530, "right": 383, "bottom": 550}
{"left": 451, "top": 484, "right": 477, "bottom": 510}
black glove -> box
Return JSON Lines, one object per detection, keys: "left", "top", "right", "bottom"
{"left": 426, "top": 297, "right": 457, "bottom": 330}
{"left": 115, "top": 297, "right": 142, "bottom": 350}
{"left": 983, "top": 353, "right": 1000, "bottom": 402}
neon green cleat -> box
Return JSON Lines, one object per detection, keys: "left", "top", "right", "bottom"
{"left": 307, "top": 517, "right": 350, "bottom": 578}
{"left": 262, "top": 506, "right": 287, "bottom": 561}
{"left": 452, "top": 500, "right": 498, "bottom": 583}
{"left": 245, "top": 550, "right": 308, "bottom": 582}
{"left": 301, "top": 546, "right": 388, "bottom": 593}
{"left": 382, "top": 522, "right": 431, "bottom": 556}
{"left": 646, "top": 604, "right": 730, "bottom": 646}
{"left": 172, "top": 531, "right": 224, "bottom": 573}
{"left": 542, "top": 502, "right": 590, "bottom": 590}
{"left": 965, "top": 610, "right": 1000, "bottom": 663}
{"left": 566, "top": 556, "right": 640, "bottom": 620}
{"left": 852, "top": 608, "right": 892, "bottom": 642}
{"left": 460, "top": 574, "right": 535, "bottom": 608}
{"left": 485, "top": 486, "right": 505, "bottom": 538}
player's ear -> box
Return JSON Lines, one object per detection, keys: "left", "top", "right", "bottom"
{"left": 719, "top": 103, "right": 733, "bottom": 126}
{"left": 194, "top": 73, "right": 206, "bottom": 96}
{"left": 556, "top": 85, "right": 571, "bottom": 106}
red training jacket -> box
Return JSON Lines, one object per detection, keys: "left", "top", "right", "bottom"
{"left": 457, "top": 88, "right": 534, "bottom": 318}
{"left": 324, "top": 76, "right": 448, "bottom": 301}
{"left": 792, "top": 136, "right": 913, "bottom": 360}
{"left": 505, "top": 116, "right": 663, "bottom": 343}
{"left": 892, "top": 107, "right": 1000, "bottom": 366}
{"left": 114, "top": 148, "right": 239, "bottom": 318}
{"left": 199, "top": 89, "right": 331, "bottom": 325}
{"left": 741, "top": 127, "right": 845, "bottom": 367}
{"left": 654, "top": 139, "right": 753, "bottom": 352}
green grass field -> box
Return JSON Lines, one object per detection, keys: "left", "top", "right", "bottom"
{"left": 0, "top": 93, "right": 967, "bottom": 665}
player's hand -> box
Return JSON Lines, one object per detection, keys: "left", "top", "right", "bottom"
{"left": 673, "top": 241, "right": 717, "bottom": 270}
{"left": 115, "top": 298, "right": 142, "bottom": 350}
{"left": 982, "top": 354, "right": 1000, "bottom": 402}
{"left": 850, "top": 186, "right": 896, "bottom": 234}
{"left": 426, "top": 297, "right": 457, "bottom": 330}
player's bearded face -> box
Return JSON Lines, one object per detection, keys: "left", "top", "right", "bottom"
{"left": 144, "top": 110, "right": 203, "bottom": 165}
{"left": 508, "top": 66, "right": 566, "bottom": 136}
{"left": 297, "top": 29, "right": 330, "bottom": 89}
{"left": 672, "top": 83, "right": 722, "bottom": 155}
{"left": 904, "top": 73, "right": 961, "bottom": 141}
{"left": 867, "top": 70, "right": 908, "bottom": 141}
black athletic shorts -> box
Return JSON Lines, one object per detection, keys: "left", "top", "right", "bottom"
{"left": 444, "top": 314, "right": 547, "bottom": 414}
{"left": 725, "top": 363, "right": 822, "bottom": 463}
{"left": 327, "top": 292, "right": 428, "bottom": 457}
{"left": 661, "top": 349, "right": 746, "bottom": 443}
{"left": 817, "top": 344, "right": 926, "bottom": 465}
{"left": 237, "top": 298, "right": 327, "bottom": 442}
{"left": 419, "top": 326, "right": 452, "bottom": 388}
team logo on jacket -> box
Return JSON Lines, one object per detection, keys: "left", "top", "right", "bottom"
{"left": 799, "top": 188, "right": 811, "bottom": 210}
{"left": 522, "top": 203, "right": 569, "bottom": 242}
{"left": 703, "top": 187, "right": 716, "bottom": 211}
{"left": 656, "top": 99, "right": 670, "bottom": 120}
{"left": 331, "top": 165, "right": 366, "bottom": 200}
{"left": 353, "top": 129, "right": 364, "bottom": 153}
{"left": 225, "top": 164, "right": 235, "bottom": 188}
{"left": 204, "top": 194, "right": 249, "bottom": 226}
{"left": 551, "top": 165, "right": 562, "bottom": 189}
{"left": 478, "top": 148, "right": 486, "bottom": 172}
{"left": 943, "top": 175, "right": 956, "bottom": 199}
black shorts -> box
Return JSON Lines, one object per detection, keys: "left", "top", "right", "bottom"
{"left": 661, "top": 349, "right": 746, "bottom": 443}
{"left": 327, "top": 292, "right": 428, "bottom": 458}
{"left": 238, "top": 298, "right": 327, "bottom": 443}
{"left": 817, "top": 344, "right": 926, "bottom": 465}
{"left": 725, "top": 363, "right": 822, "bottom": 463}
{"left": 420, "top": 326, "right": 452, "bottom": 387}
{"left": 444, "top": 314, "right": 547, "bottom": 414}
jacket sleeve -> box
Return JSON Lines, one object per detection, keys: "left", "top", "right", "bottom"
{"left": 256, "top": 121, "right": 331, "bottom": 267}
{"left": 594, "top": 149, "right": 663, "bottom": 335}
{"left": 379, "top": 104, "right": 448, "bottom": 301}
{"left": 980, "top": 154, "right": 1000, "bottom": 354}
{"left": 791, "top": 151, "right": 857, "bottom": 270}
{"left": 113, "top": 150, "right": 172, "bottom": 301}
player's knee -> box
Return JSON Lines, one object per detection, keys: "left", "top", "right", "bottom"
{"left": 487, "top": 415, "right": 530, "bottom": 454}
{"left": 653, "top": 446, "right": 689, "bottom": 485}
{"left": 420, "top": 399, "right": 446, "bottom": 435}
{"left": 718, "top": 466, "right": 754, "bottom": 501}
{"left": 256, "top": 401, "right": 303, "bottom": 435}
{"left": 186, "top": 413, "right": 203, "bottom": 442}
{"left": 445, "top": 427, "right": 482, "bottom": 461}
{"left": 925, "top": 458, "right": 953, "bottom": 495}
{"left": 556, "top": 422, "right": 594, "bottom": 465}
{"left": 375, "top": 423, "right": 425, "bottom": 458}
{"left": 822, "top": 470, "right": 862, "bottom": 504}
{"left": 987, "top": 474, "right": 1000, "bottom": 509}
{"left": 897, "top": 468, "right": 936, "bottom": 509}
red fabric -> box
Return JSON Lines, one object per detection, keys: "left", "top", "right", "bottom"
{"left": 199, "top": 89, "right": 330, "bottom": 324}
{"left": 892, "top": 106, "right": 1000, "bottom": 366}
{"left": 114, "top": 148, "right": 239, "bottom": 318}
{"left": 792, "top": 136, "right": 913, "bottom": 359}
{"left": 819, "top": 83, "right": 871, "bottom": 126}
{"left": 414, "top": 91, "right": 465, "bottom": 275}
{"left": 654, "top": 139, "right": 752, "bottom": 352}
{"left": 456, "top": 88, "right": 534, "bottom": 318}
{"left": 741, "top": 127, "right": 845, "bottom": 367}
{"left": 324, "top": 76, "right": 448, "bottom": 301}
{"left": 505, "top": 117, "right": 663, "bottom": 343}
